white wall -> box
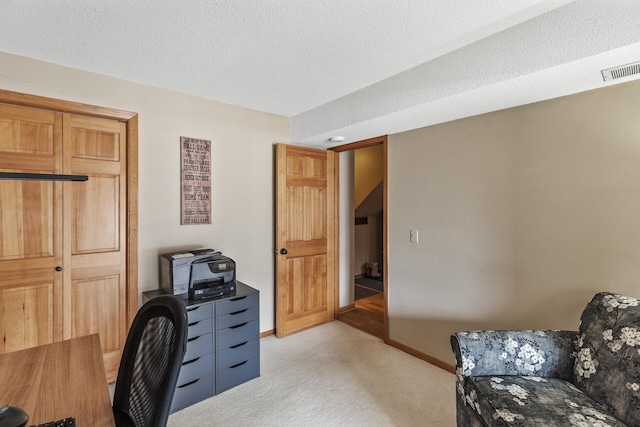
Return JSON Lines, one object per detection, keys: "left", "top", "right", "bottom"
{"left": 354, "top": 223, "right": 370, "bottom": 277}
{"left": 354, "top": 144, "right": 384, "bottom": 209}
{"left": 387, "top": 79, "right": 640, "bottom": 363}
{"left": 339, "top": 151, "right": 354, "bottom": 307}
{"left": 0, "top": 51, "right": 289, "bottom": 333}
{"left": 353, "top": 217, "right": 379, "bottom": 277}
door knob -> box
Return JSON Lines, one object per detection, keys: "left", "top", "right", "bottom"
{"left": 55, "top": 266, "right": 62, "bottom": 272}
{"left": 280, "top": 248, "right": 288, "bottom": 255}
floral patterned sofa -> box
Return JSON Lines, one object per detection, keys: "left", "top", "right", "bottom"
{"left": 450, "top": 292, "right": 640, "bottom": 426}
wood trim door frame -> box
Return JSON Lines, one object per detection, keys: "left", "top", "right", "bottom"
{"left": 330, "top": 135, "right": 389, "bottom": 342}
{"left": 0, "top": 89, "right": 139, "bottom": 327}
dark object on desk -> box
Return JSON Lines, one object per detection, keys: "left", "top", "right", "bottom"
{"left": 28, "top": 416, "right": 75, "bottom": 427}
{"left": 0, "top": 405, "right": 28, "bottom": 427}
{"left": 112, "top": 295, "right": 188, "bottom": 427}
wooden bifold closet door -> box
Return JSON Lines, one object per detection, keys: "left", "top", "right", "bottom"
{"left": 0, "top": 103, "right": 128, "bottom": 381}
{"left": 0, "top": 104, "right": 63, "bottom": 353}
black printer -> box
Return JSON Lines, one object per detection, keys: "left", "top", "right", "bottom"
{"left": 160, "top": 248, "right": 236, "bottom": 300}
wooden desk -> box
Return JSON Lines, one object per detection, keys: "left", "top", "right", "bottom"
{"left": 0, "top": 334, "right": 115, "bottom": 426}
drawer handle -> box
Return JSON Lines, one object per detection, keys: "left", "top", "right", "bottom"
{"left": 187, "top": 306, "right": 200, "bottom": 312}
{"left": 230, "top": 341, "right": 248, "bottom": 349}
{"left": 230, "top": 296, "right": 247, "bottom": 302}
{"left": 229, "top": 309, "right": 248, "bottom": 316}
{"left": 229, "top": 360, "right": 248, "bottom": 369}
{"left": 178, "top": 378, "right": 201, "bottom": 388}
{"left": 230, "top": 322, "right": 248, "bottom": 329}
{"left": 188, "top": 321, "right": 200, "bottom": 327}
{"left": 188, "top": 335, "right": 201, "bottom": 343}
{"left": 183, "top": 357, "right": 201, "bottom": 366}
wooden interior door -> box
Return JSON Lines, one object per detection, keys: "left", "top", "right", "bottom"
{"left": 64, "top": 114, "right": 127, "bottom": 382}
{"left": 275, "top": 143, "right": 336, "bottom": 337}
{"left": 0, "top": 104, "right": 63, "bottom": 352}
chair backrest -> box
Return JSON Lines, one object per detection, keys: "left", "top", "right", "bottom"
{"left": 573, "top": 292, "right": 640, "bottom": 427}
{"left": 112, "top": 295, "right": 188, "bottom": 427}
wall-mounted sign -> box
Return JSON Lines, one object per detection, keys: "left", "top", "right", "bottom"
{"left": 180, "top": 136, "right": 211, "bottom": 225}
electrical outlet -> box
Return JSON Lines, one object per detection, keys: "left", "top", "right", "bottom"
{"left": 410, "top": 229, "right": 419, "bottom": 243}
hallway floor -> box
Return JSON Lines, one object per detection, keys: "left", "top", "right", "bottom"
{"left": 337, "top": 293, "right": 384, "bottom": 339}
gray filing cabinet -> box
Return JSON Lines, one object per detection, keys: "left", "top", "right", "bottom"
{"left": 143, "top": 281, "right": 260, "bottom": 413}
{"left": 216, "top": 290, "right": 260, "bottom": 393}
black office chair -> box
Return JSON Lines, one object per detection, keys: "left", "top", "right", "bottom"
{"left": 112, "top": 295, "right": 188, "bottom": 427}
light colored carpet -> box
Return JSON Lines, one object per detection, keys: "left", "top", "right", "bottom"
{"left": 168, "top": 321, "right": 456, "bottom": 426}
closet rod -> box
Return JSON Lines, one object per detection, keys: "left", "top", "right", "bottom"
{"left": 0, "top": 172, "right": 89, "bottom": 182}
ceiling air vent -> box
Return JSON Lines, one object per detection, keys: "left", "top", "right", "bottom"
{"left": 601, "top": 61, "right": 640, "bottom": 82}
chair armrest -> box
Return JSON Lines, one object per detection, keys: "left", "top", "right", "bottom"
{"left": 451, "top": 330, "right": 577, "bottom": 380}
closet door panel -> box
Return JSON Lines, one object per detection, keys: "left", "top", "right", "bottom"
{"left": 64, "top": 114, "right": 126, "bottom": 382}
{"left": 72, "top": 275, "right": 121, "bottom": 349}
{"left": 0, "top": 283, "right": 54, "bottom": 353}
{"left": 73, "top": 176, "right": 120, "bottom": 253}
{"left": 0, "top": 179, "right": 54, "bottom": 259}
{"left": 71, "top": 274, "right": 123, "bottom": 378}
{"left": 0, "top": 106, "right": 56, "bottom": 155}
{"left": 0, "top": 104, "right": 63, "bottom": 351}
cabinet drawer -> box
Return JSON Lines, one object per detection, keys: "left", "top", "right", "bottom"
{"left": 186, "top": 302, "right": 213, "bottom": 323}
{"left": 184, "top": 332, "right": 213, "bottom": 362}
{"left": 216, "top": 319, "right": 259, "bottom": 349}
{"left": 171, "top": 374, "right": 214, "bottom": 413}
{"left": 216, "top": 305, "right": 258, "bottom": 330}
{"left": 216, "top": 293, "right": 258, "bottom": 316}
{"left": 187, "top": 316, "right": 213, "bottom": 339}
{"left": 178, "top": 353, "right": 214, "bottom": 386}
{"left": 216, "top": 356, "right": 259, "bottom": 394}
{"left": 217, "top": 338, "right": 259, "bottom": 369}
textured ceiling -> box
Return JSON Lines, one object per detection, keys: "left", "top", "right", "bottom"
{"left": 1, "top": 0, "right": 639, "bottom": 147}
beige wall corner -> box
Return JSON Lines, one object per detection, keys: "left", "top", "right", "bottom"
{"left": 387, "top": 80, "right": 640, "bottom": 362}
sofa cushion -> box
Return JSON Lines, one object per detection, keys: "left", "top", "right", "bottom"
{"left": 574, "top": 292, "right": 640, "bottom": 426}
{"left": 466, "top": 376, "right": 626, "bottom": 426}
{"left": 453, "top": 330, "right": 576, "bottom": 379}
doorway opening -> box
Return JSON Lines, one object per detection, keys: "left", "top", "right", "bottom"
{"left": 332, "top": 136, "right": 387, "bottom": 340}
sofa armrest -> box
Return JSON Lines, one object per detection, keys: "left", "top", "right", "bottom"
{"left": 451, "top": 330, "right": 577, "bottom": 380}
